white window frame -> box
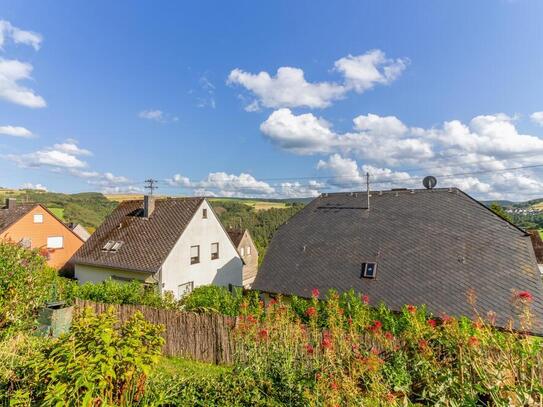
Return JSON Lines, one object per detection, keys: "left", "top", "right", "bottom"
{"left": 190, "top": 245, "right": 200, "bottom": 264}
{"left": 47, "top": 236, "right": 64, "bottom": 249}
{"left": 240, "top": 247, "right": 245, "bottom": 256}
{"left": 33, "top": 213, "right": 44, "bottom": 224}
{"left": 246, "top": 246, "right": 251, "bottom": 255}
{"left": 211, "top": 242, "right": 219, "bottom": 260}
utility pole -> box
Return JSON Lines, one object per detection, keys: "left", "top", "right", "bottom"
{"left": 366, "top": 172, "right": 370, "bottom": 211}
{"left": 144, "top": 179, "right": 158, "bottom": 195}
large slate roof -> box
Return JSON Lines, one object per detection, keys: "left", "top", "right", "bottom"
{"left": 72, "top": 197, "right": 204, "bottom": 273}
{"left": 253, "top": 188, "right": 543, "bottom": 333}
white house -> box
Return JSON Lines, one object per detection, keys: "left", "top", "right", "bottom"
{"left": 72, "top": 196, "right": 243, "bottom": 298}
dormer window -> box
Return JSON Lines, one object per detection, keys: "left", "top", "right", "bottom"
{"left": 361, "top": 262, "right": 377, "bottom": 279}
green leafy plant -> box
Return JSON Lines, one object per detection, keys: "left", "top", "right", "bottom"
{"left": 181, "top": 285, "right": 260, "bottom": 316}
{"left": 31, "top": 307, "right": 164, "bottom": 406}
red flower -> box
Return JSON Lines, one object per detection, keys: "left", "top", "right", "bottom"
{"left": 361, "top": 294, "right": 369, "bottom": 304}
{"left": 368, "top": 320, "right": 382, "bottom": 332}
{"left": 384, "top": 331, "right": 394, "bottom": 341}
{"left": 258, "top": 329, "right": 269, "bottom": 340}
{"left": 311, "top": 288, "right": 320, "bottom": 298}
{"left": 418, "top": 339, "right": 429, "bottom": 350}
{"left": 269, "top": 298, "right": 277, "bottom": 306}
{"left": 305, "top": 343, "right": 314, "bottom": 354}
{"left": 371, "top": 347, "right": 380, "bottom": 355}
{"left": 406, "top": 304, "right": 417, "bottom": 314}
{"left": 441, "top": 313, "right": 453, "bottom": 324}
{"left": 330, "top": 381, "right": 338, "bottom": 390}
{"left": 347, "top": 316, "right": 353, "bottom": 325}
{"left": 468, "top": 336, "right": 479, "bottom": 347}
{"left": 321, "top": 336, "right": 332, "bottom": 349}
{"left": 517, "top": 291, "right": 533, "bottom": 302}
{"left": 427, "top": 319, "right": 437, "bottom": 328}
{"left": 305, "top": 306, "right": 317, "bottom": 317}
{"left": 247, "top": 315, "right": 257, "bottom": 324}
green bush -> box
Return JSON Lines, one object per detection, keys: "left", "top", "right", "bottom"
{"left": 0, "top": 242, "right": 69, "bottom": 337}
{"left": 181, "top": 285, "right": 260, "bottom": 316}
{"left": 68, "top": 278, "right": 180, "bottom": 309}
{"left": 26, "top": 307, "right": 164, "bottom": 406}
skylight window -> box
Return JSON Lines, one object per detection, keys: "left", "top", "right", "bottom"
{"left": 102, "top": 240, "right": 123, "bottom": 253}
{"left": 361, "top": 262, "right": 377, "bottom": 279}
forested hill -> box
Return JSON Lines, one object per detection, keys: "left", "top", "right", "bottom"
{"left": 0, "top": 189, "right": 117, "bottom": 232}
{"left": 210, "top": 200, "right": 304, "bottom": 263}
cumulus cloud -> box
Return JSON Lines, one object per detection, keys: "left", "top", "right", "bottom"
{"left": 280, "top": 180, "right": 323, "bottom": 198}
{"left": 228, "top": 50, "right": 407, "bottom": 110}
{"left": 0, "top": 20, "right": 42, "bottom": 50}
{"left": 166, "top": 173, "right": 192, "bottom": 187}
{"left": 334, "top": 50, "right": 408, "bottom": 93}
{"left": 20, "top": 182, "right": 47, "bottom": 191}
{"left": 0, "top": 21, "right": 45, "bottom": 108}
{"left": 198, "top": 172, "right": 275, "bottom": 197}
{"left": 530, "top": 111, "right": 543, "bottom": 127}
{"left": 0, "top": 125, "right": 33, "bottom": 138}
{"left": 0, "top": 59, "right": 46, "bottom": 108}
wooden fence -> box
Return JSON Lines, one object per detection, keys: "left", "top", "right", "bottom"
{"left": 74, "top": 299, "right": 236, "bottom": 364}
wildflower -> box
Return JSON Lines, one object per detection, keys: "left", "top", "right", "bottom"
{"left": 347, "top": 316, "right": 353, "bottom": 325}
{"left": 315, "top": 372, "right": 322, "bottom": 381}
{"left": 338, "top": 308, "right": 344, "bottom": 315}
{"left": 247, "top": 315, "right": 257, "bottom": 324}
{"left": 441, "top": 313, "right": 453, "bottom": 324}
{"left": 386, "top": 393, "right": 396, "bottom": 403}
{"left": 321, "top": 336, "right": 332, "bottom": 350}
{"left": 468, "top": 336, "right": 479, "bottom": 347}
{"left": 311, "top": 288, "right": 320, "bottom": 298}
{"left": 517, "top": 291, "right": 533, "bottom": 302}
{"left": 305, "top": 343, "right": 314, "bottom": 354}
{"left": 269, "top": 298, "right": 277, "bottom": 306}
{"left": 384, "top": 331, "right": 394, "bottom": 341}
{"left": 258, "top": 329, "right": 269, "bottom": 340}
{"left": 368, "top": 320, "right": 382, "bottom": 332}
{"left": 406, "top": 304, "right": 417, "bottom": 314}
{"left": 361, "top": 294, "right": 369, "bottom": 304}
{"left": 305, "top": 306, "right": 317, "bottom": 317}
{"left": 427, "top": 319, "right": 437, "bottom": 328}
{"left": 330, "top": 381, "right": 338, "bottom": 390}
{"left": 418, "top": 339, "right": 429, "bottom": 350}
{"left": 370, "top": 347, "right": 380, "bottom": 355}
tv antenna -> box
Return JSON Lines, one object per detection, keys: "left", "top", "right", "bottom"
{"left": 423, "top": 176, "right": 437, "bottom": 190}
{"left": 144, "top": 178, "right": 158, "bottom": 195}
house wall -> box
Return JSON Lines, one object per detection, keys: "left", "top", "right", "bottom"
{"left": 1, "top": 205, "right": 83, "bottom": 270}
{"left": 160, "top": 200, "right": 243, "bottom": 299}
{"left": 239, "top": 231, "right": 259, "bottom": 286}
{"left": 75, "top": 263, "right": 156, "bottom": 284}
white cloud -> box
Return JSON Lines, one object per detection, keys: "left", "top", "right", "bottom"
{"left": 280, "top": 180, "right": 323, "bottom": 198}
{"left": 0, "top": 20, "right": 42, "bottom": 50}
{"left": 138, "top": 109, "right": 178, "bottom": 123}
{"left": 198, "top": 172, "right": 275, "bottom": 197}
{"left": 166, "top": 173, "right": 192, "bottom": 187}
{"left": 228, "top": 50, "right": 407, "bottom": 110}
{"left": 530, "top": 111, "right": 543, "bottom": 127}
{"left": 20, "top": 182, "right": 47, "bottom": 191}
{"left": 334, "top": 50, "right": 408, "bottom": 93}
{"left": 260, "top": 108, "right": 336, "bottom": 154}
{"left": 0, "top": 59, "right": 46, "bottom": 108}
{"left": 196, "top": 75, "right": 216, "bottom": 109}
{"left": 0, "top": 125, "right": 33, "bottom": 138}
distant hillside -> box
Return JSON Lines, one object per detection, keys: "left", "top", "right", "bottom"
{"left": 0, "top": 189, "right": 118, "bottom": 231}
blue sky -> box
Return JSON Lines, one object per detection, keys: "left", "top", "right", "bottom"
{"left": 2, "top": 0, "right": 543, "bottom": 199}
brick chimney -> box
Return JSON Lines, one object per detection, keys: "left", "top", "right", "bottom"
{"left": 143, "top": 195, "right": 155, "bottom": 218}
{"left": 5, "top": 198, "right": 16, "bottom": 210}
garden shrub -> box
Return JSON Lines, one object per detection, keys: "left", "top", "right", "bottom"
{"left": 0, "top": 241, "right": 69, "bottom": 337}
{"left": 67, "top": 278, "right": 180, "bottom": 309}
{"left": 233, "top": 290, "right": 543, "bottom": 406}
{"left": 26, "top": 307, "right": 164, "bottom": 406}
{"left": 181, "top": 285, "right": 260, "bottom": 316}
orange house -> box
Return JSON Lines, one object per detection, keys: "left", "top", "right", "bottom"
{"left": 0, "top": 198, "right": 84, "bottom": 270}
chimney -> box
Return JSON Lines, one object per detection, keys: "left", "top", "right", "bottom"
{"left": 5, "top": 198, "right": 16, "bottom": 210}
{"left": 143, "top": 195, "right": 155, "bottom": 218}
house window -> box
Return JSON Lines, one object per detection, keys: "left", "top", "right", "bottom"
{"left": 246, "top": 246, "right": 251, "bottom": 255}
{"left": 190, "top": 245, "right": 200, "bottom": 264}
{"left": 361, "top": 262, "right": 377, "bottom": 279}
{"left": 178, "top": 281, "right": 194, "bottom": 298}
{"left": 240, "top": 247, "right": 245, "bottom": 256}
{"left": 33, "top": 214, "right": 43, "bottom": 223}
{"left": 211, "top": 242, "right": 219, "bottom": 260}
{"left": 202, "top": 208, "right": 208, "bottom": 219}
{"left": 47, "top": 236, "right": 64, "bottom": 249}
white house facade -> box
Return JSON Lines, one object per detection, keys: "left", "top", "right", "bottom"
{"left": 73, "top": 196, "right": 243, "bottom": 299}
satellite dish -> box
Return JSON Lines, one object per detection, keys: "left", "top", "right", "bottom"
{"left": 423, "top": 176, "right": 437, "bottom": 190}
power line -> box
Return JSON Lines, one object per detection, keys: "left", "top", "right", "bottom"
{"left": 144, "top": 178, "right": 158, "bottom": 195}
